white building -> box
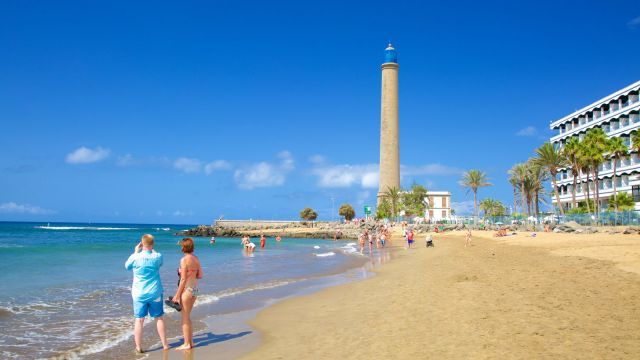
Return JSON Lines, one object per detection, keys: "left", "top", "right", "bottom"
{"left": 424, "top": 191, "right": 452, "bottom": 221}
{"left": 550, "top": 80, "right": 640, "bottom": 210}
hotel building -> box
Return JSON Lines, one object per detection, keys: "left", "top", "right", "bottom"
{"left": 424, "top": 191, "right": 452, "bottom": 221}
{"left": 550, "top": 80, "right": 640, "bottom": 211}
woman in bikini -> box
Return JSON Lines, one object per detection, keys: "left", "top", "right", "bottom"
{"left": 172, "top": 237, "right": 203, "bottom": 351}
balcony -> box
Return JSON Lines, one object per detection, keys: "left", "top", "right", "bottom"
{"left": 551, "top": 101, "right": 640, "bottom": 143}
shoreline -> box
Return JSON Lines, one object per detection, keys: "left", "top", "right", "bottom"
{"left": 139, "top": 239, "right": 399, "bottom": 360}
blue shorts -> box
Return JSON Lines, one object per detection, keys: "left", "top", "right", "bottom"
{"left": 133, "top": 295, "right": 164, "bottom": 318}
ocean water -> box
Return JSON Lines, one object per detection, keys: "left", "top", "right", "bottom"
{"left": 0, "top": 222, "right": 380, "bottom": 359}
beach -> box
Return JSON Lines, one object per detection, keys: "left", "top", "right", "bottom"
{"left": 231, "top": 230, "right": 640, "bottom": 359}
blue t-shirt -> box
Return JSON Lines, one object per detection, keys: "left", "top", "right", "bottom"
{"left": 125, "top": 250, "right": 163, "bottom": 302}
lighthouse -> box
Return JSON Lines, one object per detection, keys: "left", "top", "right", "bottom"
{"left": 377, "top": 43, "right": 400, "bottom": 204}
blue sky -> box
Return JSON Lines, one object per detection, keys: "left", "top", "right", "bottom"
{"left": 1, "top": 0, "right": 639, "bottom": 224}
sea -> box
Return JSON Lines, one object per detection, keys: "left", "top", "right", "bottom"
{"left": 0, "top": 222, "right": 390, "bottom": 359}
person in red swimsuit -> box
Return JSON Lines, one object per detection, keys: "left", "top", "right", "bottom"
{"left": 260, "top": 234, "right": 266, "bottom": 249}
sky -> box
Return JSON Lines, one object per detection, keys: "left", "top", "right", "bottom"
{"left": 1, "top": 0, "right": 639, "bottom": 224}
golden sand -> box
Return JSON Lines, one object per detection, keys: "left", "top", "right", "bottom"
{"left": 239, "top": 230, "right": 640, "bottom": 359}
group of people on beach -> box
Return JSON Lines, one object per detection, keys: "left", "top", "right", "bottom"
{"left": 125, "top": 234, "right": 202, "bottom": 354}
{"left": 358, "top": 227, "right": 390, "bottom": 254}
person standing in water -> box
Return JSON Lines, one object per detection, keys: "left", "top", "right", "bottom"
{"left": 171, "top": 238, "right": 203, "bottom": 351}
{"left": 260, "top": 234, "right": 266, "bottom": 249}
{"left": 124, "top": 234, "right": 169, "bottom": 353}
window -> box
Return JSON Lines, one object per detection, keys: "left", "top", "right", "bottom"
{"left": 429, "top": 210, "right": 434, "bottom": 218}
{"left": 633, "top": 186, "right": 640, "bottom": 202}
{"left": 622, "top": 117, "right": 629, "bottom": 127}
{"left": 442, "top": 197, "right": 447, "bottom": 208}
{"left": 611, "top": 121, "right": 619, "bottom": 130}
{"left": 442, "top": 210, "right": 446, "bottom": 218}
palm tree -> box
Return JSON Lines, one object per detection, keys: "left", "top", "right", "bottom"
{"left": 382, "top": 186, "right": 402, "bottom": 220}
{"left": 508, "top": 174, "right": 519, "bottom": 217}
{"left": 608, "top": 192, "right": 634, "bottom": 211}
{"left": 584, "top": 128, "right": 609, "bottom": 215}
{"left": 479, "top": 198, "right": 506, "bottom": 220}
{"left": 533, "top": 142, "right": 567, "bottom": 215}
{"left": 479, "top": 198, "right": 494, "bottom": 220}
{"left": 631, "top": 131, "right": 640, "bottom": 153}
{"left": 608, "top": 137, "right": 629, "bottom": 212}
{"left": 577, "top": 143, "right": 592, "bottom": 215}
{"left": 563, "top": 137, "right": 582, "bottom": 209}
{"left": 527, "top": 160, "right": 549, "bottom": 219}
{"left": 509, "top": 163, "right": 529, "bottom": 217}
{"left": 460, "top": 170, "right": 492, "bottom": 224}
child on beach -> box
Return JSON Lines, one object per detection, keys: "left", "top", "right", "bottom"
{"left": 465, "top": 229, "right": 472, "bottom": 247}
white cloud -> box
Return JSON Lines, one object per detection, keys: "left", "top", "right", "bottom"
{"left": 234, "top": 151, "right": 295, "bottom": 190}
{"left": 628, "top": 16, "right": 640, "bottom": 29}
{"left": 66, "top": 146, "right": 110, "bottom": 164}
{"left": 173, "top": 157, "right": 202, "bottom": 173}
{"left": 361, "top": 172, "right": 380, "bottom": 189}
{"left": 402, "top": 164, "right": 463, "bottom": 176}
{"left": 0, "top": 202, "right": 54, "bottom": 215}
{"left": 312, "top": 164, "right": 379, "bottom": 188}
{"left": 516, "top": 126, "right": 537, "bottom": 136}
{"left": 451, "top": 200, "right": 475, "bottom": 215}
{"left": 204, "top": 160, "right": 231, "bottom": 174}
{"left": 234, "top": 162, "right": 285, "bottom": 189}
{"left": 312, "top": 162, "right": 459, "bottom": 189}
{"left": 278, "top": 151, "right": 295, "bottom": 171}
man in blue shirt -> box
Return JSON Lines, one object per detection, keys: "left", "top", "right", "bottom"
{"left": 125, "top": 234, "right": 169, "bottom": 353}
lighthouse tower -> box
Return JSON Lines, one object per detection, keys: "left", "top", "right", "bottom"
{"left": 377, "top": 43, "right": 400, "bottom": 204}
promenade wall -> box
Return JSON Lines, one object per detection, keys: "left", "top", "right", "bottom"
{"left": 214, "top": 220, "right": 301, "bottom": 228}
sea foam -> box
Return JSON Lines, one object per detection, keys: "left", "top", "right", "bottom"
{"left": 315, "top": 252, "right": 336, "bottom": 257}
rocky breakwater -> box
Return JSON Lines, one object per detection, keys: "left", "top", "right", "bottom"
{"left": 178, "top": 221, "right": 388, "bottom": 240}
{"left": 552, "top": 221, "right": 598, "bottom": 234}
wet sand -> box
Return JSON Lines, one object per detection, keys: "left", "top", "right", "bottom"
{"left": 236, "top": 230, "right": 640, "bottom": 359}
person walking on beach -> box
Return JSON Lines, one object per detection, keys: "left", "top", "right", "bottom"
{"left": 407, "top": 229, "right": 415, "bottom": 248}
{"left": 358, "top": 233, "right": 365, "bottom": 254}
{"left": 171, "top": 238, "right": 203, "bottom": 351}
{"left": 260, "top": 234, "right": 266, "bottom": 249}
{"left": 465, "top": 228, "right": 472, "bottom": 247}
{"left": 379, "top": 232, "right": 386, "bottom": 247}
{"left": 124, "top": 234, "right": 169, "bottom": 353}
